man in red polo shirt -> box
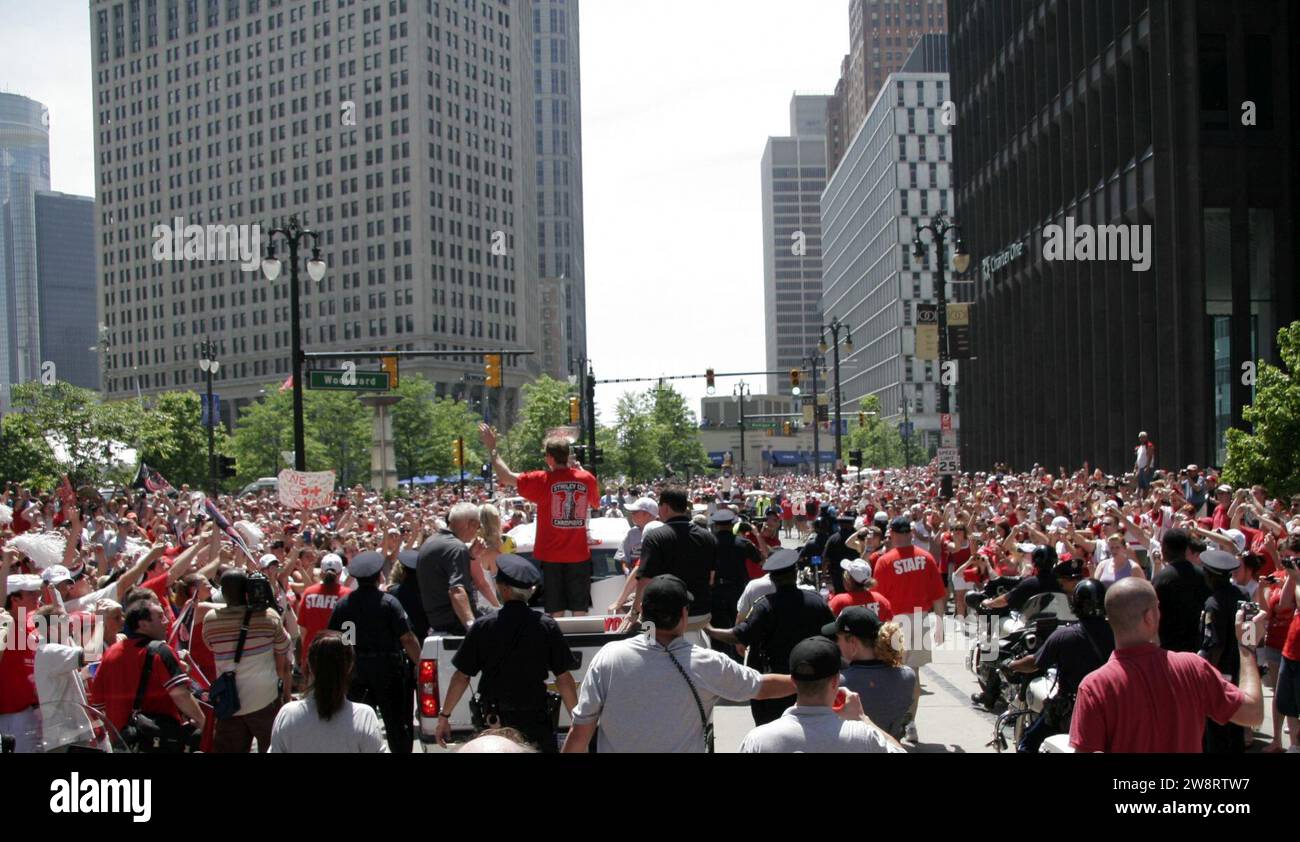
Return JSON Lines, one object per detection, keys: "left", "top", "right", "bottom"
{"left": 481, "top": 425, "right": 598, "bottom": 617}
{"left": 88, "top": 599, "right": 205, "bottom": 747}
{"left": 1070, "top": 578, "right": 1264, "bottom": 752}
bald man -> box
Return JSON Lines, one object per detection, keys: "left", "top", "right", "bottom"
{"left": 1069, "top": 579, "right": 1265, "bottom": 752}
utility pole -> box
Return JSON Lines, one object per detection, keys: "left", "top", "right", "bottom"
{"left": 734, "top": 380, "right": 751, "bottom": 476}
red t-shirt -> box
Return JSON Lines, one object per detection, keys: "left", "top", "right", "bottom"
{"left": 828, "top": 589, "right": 894, "bottom": 620}
{"left": 89, "top": 635, "right": 189, "bottom": 731}
{"left": 515, "top": 467, "right": 599, "bottom": 563}
{"left": 1210, "top": 505, "right": 1230, "bottom": 531}
{"left": 143, "top": 572, "right": 176, "bottom": 625}
{"left": 298, "top": 582, "right": 352, "bottom": 660}
{"left": 1069, "top": 644, "right": 1244, "bottom": 753}
{"left": 1263, "top": 584, "right": 1295, "bottom": 652}
{"left": 872, "top": 546, "right": 945, "bottom": 616}
{"left": 0, "top": 613, "right": 38, "bottom": 713}
{"left": 1238, "top": 526, "right": 1276, "bottom": 578}
{"left": 780, "top": 502, "right": 794, "bottom": 520}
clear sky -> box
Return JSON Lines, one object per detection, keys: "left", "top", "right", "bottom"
{"left": 0, "top": 0, "right": 849, "bottom": 421}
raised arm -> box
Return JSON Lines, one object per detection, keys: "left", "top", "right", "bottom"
{"left": 479, "top": 423, "right": 520, "bottom": 487}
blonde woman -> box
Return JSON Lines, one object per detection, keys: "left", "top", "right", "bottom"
{"left": 472, "top": 505, "right": 506, "bottom": 613}
{"left": 827, "top": 607, "right": 918, "bottom": 742}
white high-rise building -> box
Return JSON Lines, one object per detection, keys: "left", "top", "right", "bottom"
{"left": 820, "top": 38, "right": 964, "bottom": 455}
{"left": 90, "top": 0, "right": 541, "bottom": 424}
{"left": 762, "top": 94, "right": 830, "bottom": 397}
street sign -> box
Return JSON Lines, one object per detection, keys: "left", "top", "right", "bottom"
{"left": 899, "top": 421, "right": 914, "bottom": 438}
{"left": 307, "top": 370, "right": 391, "bottom": 391}
{"left": 942, "top": 431, "right": 957, "bottom": 447}
{"left": 940, "top": 413, "right": 952, "bottom": 433}
{"left": 937, "top": 446, "right": 961, "bottom": 476}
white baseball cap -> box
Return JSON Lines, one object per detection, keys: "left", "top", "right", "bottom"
{"left": 41, "top": 565, "right": 74, "bottom": 586}
{"left": 627, "top": 497, "right": 659, "bottom": 516}
{"left": 258, "top": 553, "right": 280, "bottom": 569}
{"left": 1220, "top": 529, "right": 1247, "bottom": 553}
{"left": 320, "top": 554, "right": 344, "bottom": 574}
{"left": 840, "top": 558, "right": 874, "bottom": 584}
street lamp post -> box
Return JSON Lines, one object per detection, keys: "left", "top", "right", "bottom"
{"left": 261, "top": 215, "right": 327, "bottom": 473}
{"left": 912, "top": 211, "right": 971, "bottom": 500}
{"left": 199, "top": 340, "right": 221, "bottom": 496}
{"left": 900, "top": 400, "right": 912, "bottom": 469}
{"left": 819, "top": 318, "right": 855, "bottom": 483}
{"left": 734, "top": 380, "right": 751, "bottom": 476}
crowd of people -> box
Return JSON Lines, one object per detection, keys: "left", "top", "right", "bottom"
{"left": 2, "top": 427, "right": 1298, "bottom": 754}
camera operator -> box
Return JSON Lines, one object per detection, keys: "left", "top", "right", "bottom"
{"left": 201, "top": 570, "right": 292, "bottom": 753}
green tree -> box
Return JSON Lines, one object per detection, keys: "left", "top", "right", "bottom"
{"left": 5, "top": 382, "right": 141, "bottom": 486}
{"left": 610, "top": 391, "right": 660, "bottom": 481}
{"left": 499, "top": 375, "right": 577, "bottom": 472}
{"left": 0, "top": 411, "right": 60, "bottom": 489}
{"left": 391, "top": 375, "right": 439, "bottom": 481}
{"left": 132, "top": 391, "right": 232, "bottom": 489}
{"left": 307, "top": 391, "right": 371, "bottom": 488}
{"left": 844, "top": 394, "right": 907, "bottom": 469}
{"left": 1224, "top": 321, "right": 1300, "bottom": 498}
{"left": 230, "top": 386, "right": 317, "bottom": 486}
{"left": 649, "top": 385, "right": 710, "bottom": 479}
{"left": 427, "top": 397, "right": 485, "bottom": 479}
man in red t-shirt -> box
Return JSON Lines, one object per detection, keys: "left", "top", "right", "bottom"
{"left": 88, "top": 600, "right": 206, "bottom": 737}
{"left": 1273, "top": 548, "right": 1300, "bottom": 752}
{"left": 0, "top": 566, "right": 43, "bottom": 752}
{"left": 830, "top": 559, "right": 894, "bottom": 620}
{"left": 481, "top": 425, "right": 599, "bottom": 616}
{"left": 872, "top": 517, "right": 946, "bottom": 740}
{"left": 297, "top": 554, "right": 352, "bottom": 666}
{"left": 1070, "top": 578, "right": 1264, "bottom": 753}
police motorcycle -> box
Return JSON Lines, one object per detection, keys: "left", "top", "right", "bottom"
{"left": 984, "top": 592, "right": 1075, "bottom": 751}
{"left": 965, "top": 580, "right": 1076, "bottom": 720}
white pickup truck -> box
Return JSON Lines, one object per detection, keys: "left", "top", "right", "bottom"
{"left": 417, "top": 515, "right": 638, "bottom": 744}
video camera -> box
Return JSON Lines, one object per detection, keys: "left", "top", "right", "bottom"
{"left": 245, "top": 572, "right": 278, "bottom": 611}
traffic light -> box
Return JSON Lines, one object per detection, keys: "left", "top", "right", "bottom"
{"left": 849, "top": 449, "right": 864, "bottom": 466}
{"left": 782, "top": 421, "right": 792, "bottom": 436}
{"left": 451, "top": 438, "right": 464, "bottom": 469}
{"left": 591, "top": 447, "right": 605, "bottom": 466}
{"left": 568, "top": 395, "right": 580, "bottom": 425}
{"left": 217, "top": 455, "right": 237, "bottom": 479}
{"left": 381, "top": 355, "right": 400, "bottom": 388}
{"left": 858, "top": 411, "right": 867, "bottom": 428}
{"left": 484, "top": 353, "right": 502, "bottom": 388}
{"left": 705, "top": 368, "right": 716, "bottom": 395}
{"left": 790, "top": 369, "right": 801, "bottom": 394}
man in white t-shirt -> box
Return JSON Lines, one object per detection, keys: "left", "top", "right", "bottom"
{"left": 33, "top": 605, "right": 98, "bottom": 752}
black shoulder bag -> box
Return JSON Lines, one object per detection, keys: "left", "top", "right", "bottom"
{"left": 209, "top": 609, "right": 253, "bottom": 721}
{"left": 664, "top": 644, "right": 715, "bottom": 753}
{"left": 122, "top": 641, "right": 199, "bottom": 753}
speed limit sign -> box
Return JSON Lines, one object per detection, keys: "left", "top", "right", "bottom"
{"left": 937, "top": 446, "right": 961, "bottom": 476}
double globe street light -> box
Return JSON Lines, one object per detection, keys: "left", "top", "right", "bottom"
{"left": 261, "top": 215, "right": 327, "bottom": 473}
{"left": 199, "top": 340, "right": 220, "bottom": 496}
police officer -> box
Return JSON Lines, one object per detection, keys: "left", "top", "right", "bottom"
{"left": 327, "top": 550, "right": 422, "bottom": 754}
{"left": 432, "top": 554, "right": 579, "bottom": 753}
{"left": 708, "top": 508, "right": 753, "bottom": 662}
{"left": 1198, "top": 549, "right": 1248, "bottom": 753}
{"left": 705, "top": 548, "right": 834, "bottom": 726}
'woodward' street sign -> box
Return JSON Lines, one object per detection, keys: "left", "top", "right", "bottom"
{"left": 307, "top": 370, "right": 391, "bottom": 391}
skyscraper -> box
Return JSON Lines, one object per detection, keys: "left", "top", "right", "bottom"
{"left": 530, "top": 0, "right": 585, "bottom": 381}
{"left": 951, "top": 0, "right": 1299, "bottom": 471}
{"left": 837, "top": 0, "right": 948, "bottom": 176}
{"left": 763, "top": 95, "right": 830, "bottom": 398}
{"left": 821, "top": 35, "right": 959, "bottom": 456}
{"left": 0, "top": 93, "right": 52, "bottom": 411}
{"left": 35, "top": 192, "right": 101, "bottom": 391}
{"left": 90, "top": 0, "right": 542, "bottom": 426}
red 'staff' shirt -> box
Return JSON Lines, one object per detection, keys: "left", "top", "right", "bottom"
{"left": 516, "top": 467, "right": 599, "bottom": 563}
{"left": 828, "top": 589, "right": 894, "bottom": 621}
{"left": 872, "top": 546, "right": 946, "bottom": 616}
{"left": 1069, "top": 643, "right": 1244, "bottom": 753}
{"left": 298, "top": 582, "right": 351, "bottom": 660}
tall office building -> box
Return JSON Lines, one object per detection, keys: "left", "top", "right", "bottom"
{"left": 529, "top": 0, "right": 585, "bottom": 381}
{"left": 821, "top": 36, "right": 960, "bottom": 455}
{"left": 90, "top": 0, "right": 540, "bottom": 427}
{"left": 0, "top": 93, "right": 52, "bottom": 411}
{"left": 951, "top": 0, "right": 1299, "bottom": 472}
{"left": 35, "top": 192, "right": 101, "bottom": 391}
{"left": 825, "top": 55, "right": 850, "bottom": 175}
{"left": 838, "top": 0, "right": 949, "bottom": 176}
{"left": 762, "top": 94, "right": 830, "bottom": 397}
